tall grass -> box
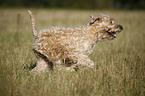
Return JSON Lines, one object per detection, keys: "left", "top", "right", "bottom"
{"left": 0, "top": 9, "right": 144, "bottom": 96}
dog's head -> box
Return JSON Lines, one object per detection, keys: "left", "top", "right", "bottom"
{"left": 89, "top": 15, "right": 123, "bottom": 41}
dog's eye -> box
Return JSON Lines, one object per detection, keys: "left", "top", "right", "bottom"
{"left": 110, "top": 21, "right": 114, "bottom": 24}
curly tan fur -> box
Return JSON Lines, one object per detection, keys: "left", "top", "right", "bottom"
{"left": 28, "top": 10, "right": 123, "bottom": 72}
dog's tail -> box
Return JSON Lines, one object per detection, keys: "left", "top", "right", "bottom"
{"left": 28, "top": 10, "right": 37, "bottom": 39}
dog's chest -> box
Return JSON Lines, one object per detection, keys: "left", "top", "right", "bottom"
{"left": 79, "top": 41, "right": 97, "bottom": 55}
{"left": 85, "top": 41, "right": 97, "bottom": 55}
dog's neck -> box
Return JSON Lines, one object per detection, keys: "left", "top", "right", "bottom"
{"left": 75, "top": 25, "right": 103, "bottom": 43}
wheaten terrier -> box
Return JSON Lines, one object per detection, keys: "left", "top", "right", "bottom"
{"left": 28, "top": 10, "right": 123, "bottom": 72}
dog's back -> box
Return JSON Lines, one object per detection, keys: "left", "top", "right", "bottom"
{"left": 33, "top": 26, "right": 95, "bottom": 61}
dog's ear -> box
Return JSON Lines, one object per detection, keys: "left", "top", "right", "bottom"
{"left": 90, "top": 15, "right": 96, "bottom": 21}
{"left": 90, "top": 15, "right": 96, "bottom": 25}
{"left": 90, "top": 15, "right": 102, "bottom": 25}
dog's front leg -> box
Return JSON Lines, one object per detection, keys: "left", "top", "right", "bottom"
{"left": 66, "top": 53, "right": 94, "bottom": 71}
{"left": 76, "top": 54, "right": 94, "bottom": 68}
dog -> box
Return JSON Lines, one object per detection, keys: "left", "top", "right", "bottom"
{"left": 28, "top": 10, "right": 123, "bottom": 72}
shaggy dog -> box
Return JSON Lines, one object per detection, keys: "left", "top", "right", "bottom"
{"left": 28, "top": 10, "right": 123, "bottom": 72}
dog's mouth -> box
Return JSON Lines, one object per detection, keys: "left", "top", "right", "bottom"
{"left": 106, "top": 25, "right": 123, "bottom": 39}
{"left": 106, "top": 30, "right": 118, "bottom": 38}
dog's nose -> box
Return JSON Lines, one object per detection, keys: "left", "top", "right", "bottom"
{"left": 118, "top": 25, "right": 123, "bottom": 30}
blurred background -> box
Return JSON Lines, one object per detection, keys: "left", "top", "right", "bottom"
{"left": 0, "top": 0, "right": 145, "bottom": 9}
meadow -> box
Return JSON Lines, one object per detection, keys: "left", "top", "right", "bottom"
{"left": 0, "top": 9, "right": 144, "bottom": 96}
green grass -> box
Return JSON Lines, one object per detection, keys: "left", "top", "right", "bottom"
{"left": 0, "top": 9, "right": 145, "bottom": 96}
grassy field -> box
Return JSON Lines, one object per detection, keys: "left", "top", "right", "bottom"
{"left": 0, "top": 9, "right": 144, "bottom": 96}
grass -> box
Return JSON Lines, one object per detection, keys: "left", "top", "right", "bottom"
{"left": 0, "top": 9, "right": 144, "bottom": 96}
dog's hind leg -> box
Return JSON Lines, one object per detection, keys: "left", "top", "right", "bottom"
{"left": 32, "top": 49, "right": 53, "bottom": 73}
{"left": 32, "top": 58, "right": 53, "bottom": 73}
